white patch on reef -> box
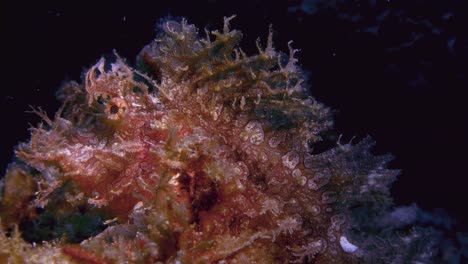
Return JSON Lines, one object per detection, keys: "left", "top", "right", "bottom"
{"left": 168, "top": 173, "right": 181, "bottom": 186}
{"left": 340, "top": 236, "right": 359, "bottom": 253}
{"left": 133, "top": 201, "right": 143, "bottom": 211}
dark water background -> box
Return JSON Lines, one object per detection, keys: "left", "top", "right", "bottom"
{"left": 1, "top": 0, "right": 467, "bottom": 229}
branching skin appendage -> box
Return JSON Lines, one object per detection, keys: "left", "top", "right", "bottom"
{"left": 0, "top": 16, "right": 465, "bottom": 263}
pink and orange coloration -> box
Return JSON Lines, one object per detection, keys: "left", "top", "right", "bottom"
{"left": 0, "top": 16, "right": 460, "bottom": 263}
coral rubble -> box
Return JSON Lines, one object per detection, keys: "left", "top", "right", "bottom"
{"left": 1, "top": 16, "right": 465, "bottom": 263}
